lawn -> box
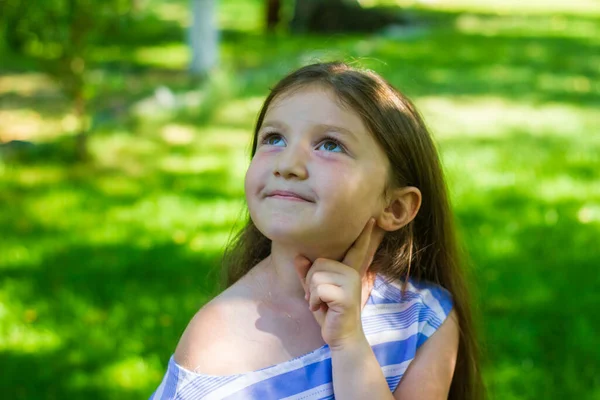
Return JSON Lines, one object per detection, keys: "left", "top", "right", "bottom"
{"left": 0, "top": 0, "right": 599, "bottom": 399}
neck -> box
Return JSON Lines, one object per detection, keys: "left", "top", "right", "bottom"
{"left": 252, "top": 241, "right": 377, "bottom": 305}
{"left": 251, "top": 242, "right": 346, "bottom": 302}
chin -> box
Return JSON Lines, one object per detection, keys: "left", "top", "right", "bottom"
{"left": 251, "top": 210, "right": 315, "bottom": 242}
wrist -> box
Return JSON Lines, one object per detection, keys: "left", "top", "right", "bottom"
{"left": 329, "top": 330, "right": 369, "bottom": 353}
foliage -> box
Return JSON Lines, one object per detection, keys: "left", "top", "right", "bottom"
{"left": 0, "top": 0, "right": 133, "bottom": 158}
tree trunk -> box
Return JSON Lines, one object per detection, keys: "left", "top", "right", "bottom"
{"left": 291, "top": 0, "right": 360, "bottom": 33}
{"left": 74, "top": 89, "right": 89, "bottom": 162}
{"left": 266, "top": 0, "right": 281, "bottom": 32}
{"left": 189, "top": 0, "right": 218, "bottom": 76}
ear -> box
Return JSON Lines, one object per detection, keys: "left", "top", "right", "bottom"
{"left": 376, "top": 186, "right": 422, "bottom": 232}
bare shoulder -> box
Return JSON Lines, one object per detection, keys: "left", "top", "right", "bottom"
{"left": 393, "top": 309, "right": 460, "bottom": 399}
{"left": 173, "top": 296, "right": 234, "bottom": 372}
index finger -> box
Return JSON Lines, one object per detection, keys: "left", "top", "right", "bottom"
{"left": 342, "top": 218, "right": 376, "bottom": 273}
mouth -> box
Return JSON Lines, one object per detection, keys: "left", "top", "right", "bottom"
{"left": 266, "top": 190, "right": 313, "bottom": 202}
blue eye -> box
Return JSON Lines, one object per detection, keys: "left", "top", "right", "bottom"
{"left": 261, "top": 133, "right": 285, "bottom": 146}
{"left": 317, "top": 137, "right": 344, "bottom": 153}
{"left": 260, "top": 133, "right": 346, "bottom": 154}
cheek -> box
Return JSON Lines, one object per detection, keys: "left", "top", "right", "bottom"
{"left": 318, "top": 170, "right": 367, "bottom": 211}
{"left": 245, "top": 155, "right": 267, "bottom": 187}
{"left": 244, "top": 159, "right": 263, "bottom": 208}
{"left": 320, "top": 168, "right": 383, "bottom": 215}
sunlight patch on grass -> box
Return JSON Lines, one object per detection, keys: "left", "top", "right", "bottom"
{"left": 105, "top": 196, "right": 242, "bottom": 242}
{"left": 194, "top": 127, "right": 253, "bottom": 178}
{"left": 199, "top": 126, "right": 253, "bottom": 149}
{"left": 0, "top": 321, "right": 62, "bottom": 353}
{"left": 26, "top": 189, "right": 85, "bottom": 229}
{"left": 455, "top": 13, "right": 600, "bottom": 41}
{"left": 100, "top": 356, "right": 162, "bottom": 391}
{"left": 92, "top": 132, "right": 161, "bottom": 172}
{"left": 4, "top": 165, "right": 66, "bottom": 187}
{"left": 0, "top": 243, "right": 34, "bottom": 269}
{"left": 0, "top": 109, "right": 68, "bottom": 142}
{"left": 537, "top": 176, "right": 600, "bottom": 203}
{"left": 578, "top": 204, "right": 600, "bottom": 225}
{"left": 152, "top": 1, "right": 189, "bottom": 26}
{"left": 212, "top": 96, "right": 264, "bottom": 128}
{"left": 94, "top": 174, "right": 144, "bottom": 198}
{"left": 219, "top": 0, "right": 262, "bottom": 32}
{"left": 134, "top": 44, "right": 189, "bottom": 69}
{"left": 159, "top": 154, "right": 224, "bottom": 174}
{"left": 0, "top": 287, "right": 62, "bottom": 353}
{"left": 189, "top": 230, "right": 234, "bottom": 253}
{"left": 0, "top": 73, "right": 59, "bottom": 96}
{"left": 161, "top": 123, "right": 196, "bottom": 145}
{"left": 418, "top": 96, "right": 599, "bottom": 140}
{"left": 402, "top": 0, "right": 600, "bottom": 17}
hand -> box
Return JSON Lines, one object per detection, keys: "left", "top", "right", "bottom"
{"left": 294, "top": 218, "right": 383, "bottom": 351}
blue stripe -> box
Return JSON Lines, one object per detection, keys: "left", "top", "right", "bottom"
{"left": 150, "top": 274, "right": 454, "bottom": 399}
{"left": 372, "top": 334, "right": 419, "bottom": 367}
{"left": 178, "top": 374, "right": 238, "bottom": 399}
{"left": 153, "top": 358, "right": 178, "bottom": 400}
{"left": 386, "top": 374, "right": 403, "bottom": 392}
{"left": 417, "top": 332, "right": 430, "bottom": 349}
{"left": 369, "top": 290, "right": 421, "bottom": 305}
{"left": 373, "top": 280, "right": 421, "bottom": 304}
{"left": 363, "top": 303, "right": 442, "bottom": 335}
{"left": 409, "top": 278, "right": 453, "bottom": 315}
{"left": 223, "top": 358, "right": 333, "bottom": 400}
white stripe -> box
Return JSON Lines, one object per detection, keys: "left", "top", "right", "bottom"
{"left": 381, "top": 359, "right": 412, "bottom": 378}
{"left": 200, "top": 346, "right": 331, "bottom": 400}
{"left": 279, "top": 383, "right": 333, "bottom": 400}
{"left": 364, "top": 320, "right": 419, "bottom": 346}
{"left": 404, "top": 281, "right": 448, "bottom": 319}
{"left": 420, "top": 322, "right": 439, "bottom": 338}
{"left": 362, "top": 298, "right": 422, "bottom": 318}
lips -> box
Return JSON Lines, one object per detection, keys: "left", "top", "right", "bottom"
{"left": 266, "top": 190, "right": 313, "bottom": 202}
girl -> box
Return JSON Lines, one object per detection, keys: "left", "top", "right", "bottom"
{"left": 151, "top": 62, "right": 483, "bottom": 399}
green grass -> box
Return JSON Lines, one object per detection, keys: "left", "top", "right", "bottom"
{"left": 1, "top": 0, "right": 599, "bottom": 399}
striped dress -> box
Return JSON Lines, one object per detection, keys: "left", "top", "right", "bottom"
{"left": 150, "top": 274, "right": 453, "bottom": 400}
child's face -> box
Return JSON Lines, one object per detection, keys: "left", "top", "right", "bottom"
{"left": 245, "top": 85, "right": 389, "bottom": 255}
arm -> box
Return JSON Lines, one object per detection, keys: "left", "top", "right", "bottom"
{"left": 330, "top": 309, "right": 459, "bottom": 400}
{"left": 330, "top": 334, "right": 395, "bottom": 400}
{"left": 393, "top": 309, "right": 459, "bottom": 399}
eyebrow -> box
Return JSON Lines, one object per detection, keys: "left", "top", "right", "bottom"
{"left": 260, "top": 121, "right": 360, "bottom": 142}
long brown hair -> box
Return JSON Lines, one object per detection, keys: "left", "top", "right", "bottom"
{"left": 221, "top": 62, "right": 484, "bottom": 399}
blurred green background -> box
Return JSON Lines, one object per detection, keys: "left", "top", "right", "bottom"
{"left": 1, "top": 0, "right": 599, "bottom": 399}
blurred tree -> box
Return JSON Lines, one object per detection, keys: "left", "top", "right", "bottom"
{"left": 290, "top": 0, "right": 406, "bottom": 33}
{"left": 0, "top": 0, "right": 132, "bottom": 161}
{"left": 189, "top": 0, "right": 218, "bottom": 76}
{"left": 266, "top": 0, "right": 282, "bottom": 32}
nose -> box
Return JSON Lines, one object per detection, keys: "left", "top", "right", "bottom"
{"left": 274, "top": 142, "right": 309, "bottom": 180}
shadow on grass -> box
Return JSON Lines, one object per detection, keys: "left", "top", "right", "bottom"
{"left": 0, "top": 241, "right": 224, "bottom": 400}
{"left": 456, "top": 190, "right": 599, "bottom": 398}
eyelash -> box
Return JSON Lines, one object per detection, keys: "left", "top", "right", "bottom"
{"left": 259, "top": 132, "right": 347, "bottom": 153}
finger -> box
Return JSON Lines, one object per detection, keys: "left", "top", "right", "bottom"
{"left": 306, "top": 270, "right": 345, "bottom": 299}
{"left": 359, "top": 225, "right": 385, "bottom": 277}
{"left": 308, "top": 284, "right": 345, "bottom": 312}
{"left": 305, "top": 262, "right": 346, "bottom": 304}
{"left": 342, "top": 218, "right": 375, "bottom": 271}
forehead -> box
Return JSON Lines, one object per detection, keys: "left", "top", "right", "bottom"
{"left": 263, "top": 85, "right": 369, "bottom": 137}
